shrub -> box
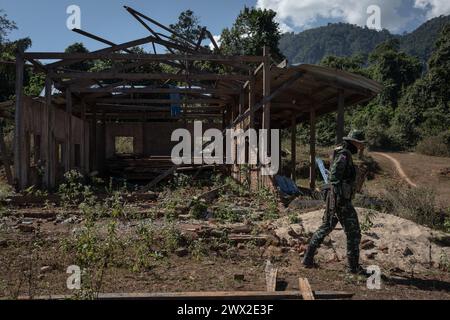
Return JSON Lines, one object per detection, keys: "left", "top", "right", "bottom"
{"left": 384, "top": 185, "right": 446, "bottom": 230}
{"left": 416, "top": 133, "right": 450, "bottom": 157}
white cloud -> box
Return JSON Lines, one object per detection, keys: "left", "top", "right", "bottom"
{"left": 256, "top": 0, "right": 450, "bottom": 33}
{"left": 414, "top": 0, "right": 450, "bottom": 18}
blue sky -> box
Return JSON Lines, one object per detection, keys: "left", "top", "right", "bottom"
{"left": 1, "top": 0, "right": 449, "bottom": 52}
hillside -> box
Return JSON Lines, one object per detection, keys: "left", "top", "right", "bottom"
{"left": 279, "top": 15, "right": 450, "bottom": 65}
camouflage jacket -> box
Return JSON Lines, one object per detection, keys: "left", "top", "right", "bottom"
{"left": 330, "top": 147, "right": 357, "bottom": 200}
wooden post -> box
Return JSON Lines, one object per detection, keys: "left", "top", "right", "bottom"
{"left": 262, "top": 46, "right": 271, "bottom": 187}
{"left": 248, "top": 76, "right": 256, "bottom": 189}
{"left": 248, "top": 76, "right": 255, "bottom": 130}
{"left": 0, "top": 119, "right": 13, "bottom": 185}
{"left": 65, "top": 89, "right": 73, "bottom": 171}
{"left": 90, "top": 106, "right": 97, "bottom": 171}
{"left": 80, "top": 99, "right": 87, "bottom": 173}
{"left": 44, "top": 76, "right": 54, "bottom": 189}
{"left": 291, "top": 113, "right": 297, "bottom": 182}
{"left": 309, "top": 107, "right": 316, "bottom": 190}
{"left": 14, "top": 52, "right": 25, "bottom": 189}
{"left": 336, "top": 90, "right": 345, "bottom": 144}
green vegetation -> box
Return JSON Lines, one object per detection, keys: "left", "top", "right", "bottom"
{"left": 292, "top": 23, "right": 450, "bottom": 154}
{"left": 220, "top": 6, "right": 284, "bottom": 61}
{"left": 279, "top": 16, "right": 450, "bottom": 66}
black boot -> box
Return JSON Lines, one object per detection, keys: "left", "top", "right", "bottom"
{"left": 302, "top": 245, "right": 317, "bottom": 268}
{"left": 347, "top": 256, "right": 369, "bottom": 276}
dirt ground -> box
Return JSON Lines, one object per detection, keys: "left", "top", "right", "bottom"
{"left": 369, "top": 152, "right": 450, "bottom": 208}
{"left": 0, "top": 170, "right": 449, "bottom": 300}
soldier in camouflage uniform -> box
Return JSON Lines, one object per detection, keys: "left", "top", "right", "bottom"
{"left": 303, "top": 130, "right": 366, "bottom": 275}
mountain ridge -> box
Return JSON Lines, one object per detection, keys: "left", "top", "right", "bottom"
{"left": 279, "top": 15, "right": 450, "bottom": 65}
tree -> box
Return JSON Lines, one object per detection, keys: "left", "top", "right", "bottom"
{"left": 394, "top": 24, "right": 450, "bottom": 148}
{"left": 0, "top": 9, "right": 16, "bottom": 44}
{"left": 220, "top": 7, "right": 284, "bottom": 61}
{"left": 169, "top": 10, "right": 204, "bottom": 50}
{"left": 65, "top": 42, "right": 92, "bottom": 71}
{"left": 368, "top": 39, "right": 422, "bottom": 109}
{"left": 0, "top": 10, "right": 32, "bottom": 102}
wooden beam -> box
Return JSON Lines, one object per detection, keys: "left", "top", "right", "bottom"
{"left": 336, "top": 89, "right": 345, "bottom": 144}
{"left": 23, "top": 290, "right": 353, "bottom": 300}
{"left": 262, "top": 46, "right": 271, "bottom": 184}
{"left": 24, "top": 52, "right": 264, "bottom": 63}
{"left": 94, "top": 98, "right": 227, "bottom": 105}
{"left": 0, "top": 119, "right": 13, "bottom": 185}
{"left": 248, "top": 76, "right": 255, "bottom": 129}
{"left": 232, "top": 71, "right": 304, "bottom": 128}
{"left": 81, "top": 99, "right": 88, "bottom": 173}
{"left": 124, "top": 6, "right": 201, "bottom": 50}
{"left": 70, "top": 86, "right": 239, "bottom": 95}
{"left": 291, "top": 113, "right": 297, "bottom": 181}
{"left": 44, "top": 76, "right": 55, "bottom": 189}
{"left": 299, "top": 278, "right": 315, "bottom": 300}
{"left": 65, "top": 89, "right": 73, "bottom": 171}
{"left": 265, "top": 261, "right": 278, "bottom": 292}
{"left": 90, "top": 106, "right": 97, "bottom": 171}
{"left": 14, "top": 52, "right": 25, "bottom": 189}
{"left": 45, "top": 36, "right": 155, "bottom": 69}
{"left": 51, "top": 72, "right": 249, "bottom": 82}
{"left": 309, "top": 107, "right": 316, "bottom": 190}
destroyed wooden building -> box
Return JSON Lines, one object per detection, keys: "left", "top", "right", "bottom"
{"left": 11, "top": 6, "right": 382, "bottom": 191}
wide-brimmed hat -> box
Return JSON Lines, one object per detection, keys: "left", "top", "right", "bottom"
{"left": 343, "top": 130, "right": 365, "bottom": 148}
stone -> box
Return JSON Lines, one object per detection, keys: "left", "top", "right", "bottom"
{"left": 40, "top": 266, "right": 52, "bottom": 273}
{"left": 365, "top": 251, "right": 378, "bottom": 260}
{"left": 263, "top": 245, "right": 284, "bottom": 258}
{"left": 0, "top": 240, "right": 8, "bottom": 248}
{"left": 361, "top": 239, "right": 376, "bottom": 250}
{"left": 175, "top": 247, "right": 189, "bottom": 257}
{"left": 234, "top": 274, "right": 245, "bottom": 282}
{"left": 403, "top": 247, "right": 414, "bottom": 257}
{"left": 61, "top": 217, "right": 76, "bottom": 225}
{"left": 378, "top": 244, "right": 389, "bottom": 253}
{"left": 18, "top": 224, "right": 35, "bottom": 233}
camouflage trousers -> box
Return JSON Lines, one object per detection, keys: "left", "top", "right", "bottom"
{"left": 308, "top": 199, "right": 361, "bottom": 262}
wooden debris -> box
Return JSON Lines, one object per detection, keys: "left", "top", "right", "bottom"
{"left": 299, "top": 278, "right": 315, "bottom": 300}
{"left": 265, "top": 260, "right": 278, "bottom": 292}
{"left": 23, "top": 290, "right": 353, "bottom": 300}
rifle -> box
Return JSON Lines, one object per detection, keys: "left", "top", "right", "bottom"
{"left": 321, "top": 183, "right": 337, "bottom": 227}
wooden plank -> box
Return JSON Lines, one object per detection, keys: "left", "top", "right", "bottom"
{"left": 265, "top": 261, "right": 278, "bottom": 292}
{"left": 0, "top": 120, "right": 13, "bottom": 185}
{"left": 299, "top": 278, "right": 315, "bottom": 300}
{"left": 232, "top": 72, "right": 304, "bottom": 128}
{"left": 71, "top": 87, "right": 239, "bottom": 95}
{"left": 14, "top": 52, "right": 25, "bottom": 189}
{"left": 336, "top": 89, "right": 345, "bottom": 144}
{"left": 65, "top": 89, "right": 73, "bottom": 171}
{"left": 309, "top": 107, "right": 316, "bottom": 190}
{"left": 24, "top": 52, "right": 264, "bottom": 63}
{"left": 22, "top": 290, "right": 353, "bottom": 301}
{"left": 94, "top": 98, "right": 227, "bottom": 105}
{"left": 50, "top": 72, "right": 249, "bottom": 81}
{"left": 44, "top": 76, "right": 56, "bottom": 189}
{"left": 45, "top": 36, "right": 155, "bottom": 69}
{"left": 291, "top": 113, "right": 297, "bottom": 182}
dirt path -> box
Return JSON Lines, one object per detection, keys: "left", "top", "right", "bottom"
{"left": 371, "top": 152, "right": 417, "bottom": 187}
{"left": 369, "top": 151, "right": 450, "bottom": 208}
